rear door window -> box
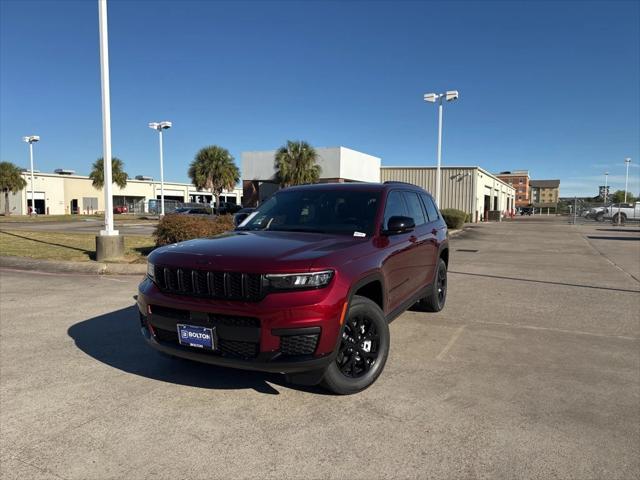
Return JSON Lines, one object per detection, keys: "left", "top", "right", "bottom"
{"left": 383, "top": 191, "right": 408, "bottom": 230}
{"left": 421, "top": 193, "right": 439, "bottom": 223}
{"left": 403, "top": 192, "right": 427, "bottom": 226}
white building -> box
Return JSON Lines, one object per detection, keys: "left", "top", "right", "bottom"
{"left": 0, "top": 170, "right": 243, "bottom": 215}
{"left": 242, "top": 146, "right": 381, "bottom": 205}
{"left": 381, "top": 166, "right": 516, "bottom": 222}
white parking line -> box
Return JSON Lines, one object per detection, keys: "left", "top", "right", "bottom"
{"left": 436, "top": 325, "right": 466, "bottom": 361}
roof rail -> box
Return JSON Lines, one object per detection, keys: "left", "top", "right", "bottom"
{"left": 383, "top": 181, "right": 415, "bottom": 185}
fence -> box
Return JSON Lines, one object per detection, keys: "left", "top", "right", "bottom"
{"left": 127, "top": 200, "right": 209, "bottom": 215}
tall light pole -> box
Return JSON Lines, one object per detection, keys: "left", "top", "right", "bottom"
{"left": 98, "top": 0, "right": 116, "bottom": 236}
{"left": 148, "top": 121, "right": 172, "bottom": 216}
{"left": 424, "top": 90, "right": 459, "bottom": 206}
{"left": 95, "top": 0, "right": 124, "bottom": 261}
{"left": 624, "top": 157, "right": 631, "bottom": 203}
{"left": 604, "top": 171, "right": 608, "bottom": 205}
{"left": 22, "top": 135, "right": 40, "bottom": 215}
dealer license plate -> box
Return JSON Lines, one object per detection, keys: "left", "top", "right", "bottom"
{"left": 176, "top": 324, "right": 215, "bottom": 350}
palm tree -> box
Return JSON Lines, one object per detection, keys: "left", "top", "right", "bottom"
{"left": 274, "top": 140, "right": 321, "bottom": 188}
{"left": 188, "top": 146, "right": 240, "bottom": 214}
{"left": 89, "top": 157, "right": 128, "bottom": 189}
{"left": 0, "top": 162, "right": 27, "bottom": 216}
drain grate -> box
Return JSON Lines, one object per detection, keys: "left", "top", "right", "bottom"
{"left": 456, "top": 249, "right": 479, "bottom": 252}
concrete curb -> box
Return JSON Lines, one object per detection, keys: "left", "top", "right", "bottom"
{"left": 0, "top": 256, "right": 146, "bottom": 275}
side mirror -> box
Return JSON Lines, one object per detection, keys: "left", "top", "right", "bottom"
{"left": 234, "top": 213, "right": 250, "bottom": 227}
{"left": 383, "top": 216, "right": 415, "bottom": 235}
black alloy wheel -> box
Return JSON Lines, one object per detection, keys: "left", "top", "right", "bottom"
{"left": 417, "top": 258, "right": 448, "bottom": 312}
{"left": 321, "top": 295, "right": 390, "bottom": 394}
{"left": 436, "top": 261, "right": 447, "bottom": 306}
{"left": 336, "top": 314, "right": 380, "bottom": 378}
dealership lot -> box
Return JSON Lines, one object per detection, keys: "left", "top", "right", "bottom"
{"left": 1, "top": 217, "right": 638, "bottom": 479}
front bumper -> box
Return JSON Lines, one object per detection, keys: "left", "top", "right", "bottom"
{"left": 137, "top": 277, "right": 347, "bottom": 373}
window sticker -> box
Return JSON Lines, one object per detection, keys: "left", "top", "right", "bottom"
{"left": 353, "top": 231, "right": 366, "bottom": 237}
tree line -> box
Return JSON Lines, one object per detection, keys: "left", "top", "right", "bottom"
{"left": 0, "top": 140, "right": 322, "bottom": 215}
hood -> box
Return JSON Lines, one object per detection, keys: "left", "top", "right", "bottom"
{"left": 149, "top": 230, "right": 369, "bottom": 273}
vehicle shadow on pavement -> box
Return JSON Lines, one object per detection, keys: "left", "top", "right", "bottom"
{"left": 67, "top": 305, "right": 326, "bottom": 395}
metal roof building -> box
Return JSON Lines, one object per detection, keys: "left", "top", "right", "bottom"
{"left": 381, "top": 166, "right": 516, "bottom": 222}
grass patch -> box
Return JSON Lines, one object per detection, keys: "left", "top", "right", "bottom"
{"left": 0, "top": 229, "right": 155, "bottom": 263}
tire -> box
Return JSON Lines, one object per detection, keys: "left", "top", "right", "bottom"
{"left": 417, "top": 258, "right": 448, "bottom": 312}
{"left": 612, "top": 213, "right": 626, "bottom": 225}
{"left": 321, "top": 295, "right": 390, "bottom": 395}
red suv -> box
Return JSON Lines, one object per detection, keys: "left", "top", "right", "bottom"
{"left": 137, "top": 182, "right": 449, "bottom": 394}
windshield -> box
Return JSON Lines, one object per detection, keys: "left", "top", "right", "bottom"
{"left": 238, "top": 189, "right": 381, "bottom": 236}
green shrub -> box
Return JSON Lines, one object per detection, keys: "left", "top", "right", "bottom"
{"left": 440, "top": 208, "right": 466, "bottom": 229}
{"left": 153, "top": 214, "right": 235, "bottom": 246}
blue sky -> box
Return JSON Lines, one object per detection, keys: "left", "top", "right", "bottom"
{"left": 1, "top": 0, "right": 639, "bottom": 196}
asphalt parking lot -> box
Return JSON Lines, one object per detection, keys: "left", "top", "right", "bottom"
{"left": 1, "top": 217, "right": 638, "bottom": 479}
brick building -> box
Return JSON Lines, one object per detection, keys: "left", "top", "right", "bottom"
{"left": 496, "top": 170, "right": 530, "bottom": 208}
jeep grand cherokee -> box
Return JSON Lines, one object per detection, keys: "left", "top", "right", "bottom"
{"left": 137, "top": 182, "right": 449, "bottom": 394}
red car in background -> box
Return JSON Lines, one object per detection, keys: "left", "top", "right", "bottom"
{"left": 113, "top": 205, "right": 128, "bottom": 214}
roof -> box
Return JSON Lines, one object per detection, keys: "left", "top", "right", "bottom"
{"left": 530, "top": 180, "right": 560, "bottom": 188}
{"left": 380, "top": 165, "right": 515, "bottom": 190}
{"left": 284, "top": 182, "right": 388, "bottom": 192}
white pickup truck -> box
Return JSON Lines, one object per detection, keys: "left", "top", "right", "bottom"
{"left": 603, "top": 202, "right": 640, "bottom": 224}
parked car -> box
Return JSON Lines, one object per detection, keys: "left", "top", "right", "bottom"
{"left": 233, "top": 207, "right": 256, "bottom": 227}
{"left": 214, "top": 202, "right": 242, "bottom": 215}
{"left": 137, "top": 182, "right": 449, "bottom": 394}
{"left": 174, "top": 207, "right": 211, "bottom": 216}
{"left": 519, "top": 207, "right": 533, "bottom": 216}
{"left": 584, "top": 206, "right": 608, "bottom": 221}
{"left": 603, "top": 202, "right": 640, "bottom": 224}
{"left": 113, "top": 205, "right": 128, "bottom": 214}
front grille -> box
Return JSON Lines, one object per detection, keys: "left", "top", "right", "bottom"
{"left": 280, "top": 334, "right": 319, "bottom": 356}
{"left": 154, "top": 266, "right": 263, "bottom": 301}
{"left": 153, "top": 326, "right": 259, "bottom": 359}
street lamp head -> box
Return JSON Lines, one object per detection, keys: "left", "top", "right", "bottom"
{"left": 624, "top": 157, "right": 631, "bottom": 164}
{"left": 149, "top": 121, "right": 172, "bottom": 131}
{"left": 23, "top": 135, "right": 40, "bottom": 144}
{"left": 445, "top": 90, "right": 459, "bottom": 102}
{"left": 423, "top": 93, "right": 438, "bottom": 103}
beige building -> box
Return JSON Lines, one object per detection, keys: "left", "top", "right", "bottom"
{"left": 1, "top": 171, "right": 243, "bottom": 215}
{"left": 530, "top": 179, "right": 561, "bottom": 211}
{"left": 381, "top": 166, "right": 516, "bottom": 222}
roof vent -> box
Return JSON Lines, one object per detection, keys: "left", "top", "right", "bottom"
{"left": 135, "top": 175, "right": 153, "bottom": 181}
{"left": 21, "top": 168, "right": 40, "bottom": 173}
{"left": 54, "top": 169, "right": 76, "bottom": 175}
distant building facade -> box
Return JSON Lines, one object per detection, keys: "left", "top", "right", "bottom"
{"left": 0, "top": 170, "right": 242, "bottom": 215}
{"left": 241, "top": 146, "right": 381, "bottom": 206}
{"left": 381, "top": 166, "right": 516, "bottom": 223}
{"left": 530, "top": 179, "right": 561, "bottom": 210}
{"left": 496, "top": 170, "right": 530, "bottom": 208}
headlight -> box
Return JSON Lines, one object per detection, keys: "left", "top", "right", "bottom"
{"left": 265, "top": 270, "right": 334, "bottom": 290}
{"left": 147, "top": 261, "right": 155, "bottom": 280}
